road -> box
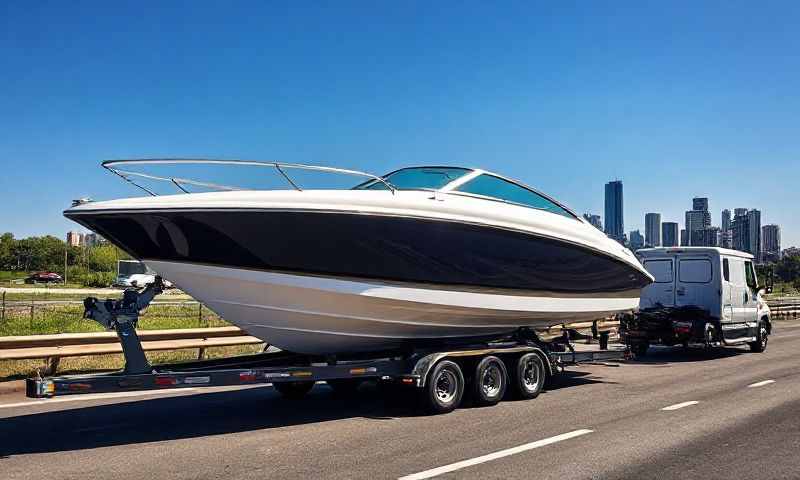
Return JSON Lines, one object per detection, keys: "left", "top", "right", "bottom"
{"left": 1, "top": 321, "right": 798, "bottom": 480}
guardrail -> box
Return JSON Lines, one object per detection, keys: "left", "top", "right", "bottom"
{"left": 0, "top": 327, "right": 264, "bottom": 375}
{"left": 768, "top": 299, "right": 800, "bottom": 318}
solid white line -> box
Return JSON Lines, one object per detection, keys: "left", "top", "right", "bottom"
{"left": 748, "top": 380, "right": 776, "bottom": 388}
{"left": 398, "top": 429, "right": 593, "bottom": 480}
{"left": 661, "top": 401, "right": 699, "bottom": 411}
{"left": 0, "top": 388, "right": 199, "bottom": 410}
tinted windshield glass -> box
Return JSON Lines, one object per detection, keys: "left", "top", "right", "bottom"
{"left": 455, "top": 174, "right": 574, "bottom": 218}
{"left": 354, "top": 167, "right": 471, "bottom": 190}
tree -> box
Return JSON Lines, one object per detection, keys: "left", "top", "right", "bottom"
{"left": 87, "top": 244, "right": 119, "bottom": 272}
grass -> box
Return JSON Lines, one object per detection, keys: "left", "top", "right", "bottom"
{"left": 0, "top": 301, "right": 264, "bottom": 380}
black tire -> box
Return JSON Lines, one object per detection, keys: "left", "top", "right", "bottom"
{"left": 632, "top": 342, "right": 649, "bottom": 357}
{"left": 512, "top": 353, "right": 546, "bottom": 400}
{"left": 273, "top": 380, "right": 315, "bottom": 399}
{"left": 423, "top": 360, "right": 464, "bottom": 414}
{"left": 472, "top": 356, "right": 508, "bottom": 406}
{"left": 749, "top": 322, "right": 768, "bottom": 353}
{"left": 703, "top": 323, "right": 717, "bottom": 352}
{"left": 327, "top": 379, "right": 362, "bottom": 396}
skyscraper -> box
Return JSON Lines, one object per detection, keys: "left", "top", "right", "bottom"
{"left": 732, "top": 210, "right": 750, "bottom": 252}
{"left": 582, "top": 213, "right": 602, "bottom": 231}
{"left": 604, "top": 180, "right": 624, "bottom": 244}
{"left": 693, "top": 197, "right": 709, "bottom": 211}
{"left": 629, "top": 230, "right": 644, "bottom": 250}
{"left": 685, "top": 197, "right": 711, "bottom": 246}
{"left": 680, "top": 229, "right": 688, "bottom": 246}
{"left": 762, "top": 224, "right": 781, "bottom": 262}
{"left": 662, "top": 222, "right": 679, "bottom": 247}
{"left": 748, "top": 209, "right": 761, "bottom": 261}
{"left": 644, "top": 213, "right": 661, "bottom": 247}
{"left": 721, "top": 209, "right": 731, "bottom": 232}
{"left": 66, "top": 231, "right": 84, "bottom": 247}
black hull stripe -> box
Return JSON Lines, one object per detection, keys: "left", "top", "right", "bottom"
{"left": 66, "top": 209, "right": 651, "bottom": 294}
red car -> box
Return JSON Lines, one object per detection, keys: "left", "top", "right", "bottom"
{"left": 25, "top": 272, "right": 63, "bottom": 284}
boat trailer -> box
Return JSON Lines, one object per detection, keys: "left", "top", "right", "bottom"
{"left": 26, "top": 281, "right": 628, "bottom": 413}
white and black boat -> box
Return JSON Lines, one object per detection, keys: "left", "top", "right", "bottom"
{"left": 65, "top": 159, "right": 653, "bottom": 354}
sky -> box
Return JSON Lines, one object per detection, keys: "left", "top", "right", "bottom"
{"left": 1, "top": 1, "right": 798, "bottom": 246}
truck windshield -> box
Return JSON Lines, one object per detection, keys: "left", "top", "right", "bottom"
{"left": 354, "top": 167, "right": 471, "bottom": 191}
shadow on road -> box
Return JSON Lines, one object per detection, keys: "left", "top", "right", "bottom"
{"left": 0, "top": 370, "right": 613, "bottom": 457}
{"left": 631, "top": 345, "right": 747, "bottom": 364}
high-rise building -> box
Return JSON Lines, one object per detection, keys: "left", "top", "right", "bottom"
{"left": 582, "top": 213, "right": 602, "bottom": 231}
{"left": 629, "top": 230, "right": 644, "bottom": 250}
{"left": 721, "top": 209, "right": 731, "bottom": 232}
{"left": 748, "top": 209, "right": 761, "bottom": 261}
{"left": 645, "top": 213, "right": 661, "bottom": 247}
{"left": 731, "top": 210, "right": 750, "bottom": 253}
{"left": 721, "top": 230, "right": 733, "bottom": 249}
{"left": 84, "top": 233, "right": 104, "bottom": 247}
{"left": 604, "top": 181, "right": 624, "bottom": 244}
{"left": 662, "top": 222, "right": 679, "bottom": 247}
{"left": 680, "top": 229, "right": 688, "bottom": 246}
{"left": 762, "top": 224, "right": 781, "bottom": 262}
{"left": 66, "top": 231, "right": 84, "bottom": 247}
{"left": 693, "top": 197, "right": 709, "bottom": 211}
{"left": 699, "top": 227, "right": 722, "bottom": 247}
{"left": 685, "top": 197, "right": 711, "bottom": 246}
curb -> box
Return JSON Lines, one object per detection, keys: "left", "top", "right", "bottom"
{"left": 0, "top": 380, "right": 26, "bottom": 396}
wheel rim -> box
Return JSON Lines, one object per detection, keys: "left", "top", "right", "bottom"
{"left": 481, "top": 364, "right": 502, "bottom": 398}
{"left": 760, "top": 326, "right": 768, "bottom": 348}
{"left": 435, "top": 369, "right": 457, "bottom": 404}
{"left": 522, "top": 357, "right": 540, "bottom": 392}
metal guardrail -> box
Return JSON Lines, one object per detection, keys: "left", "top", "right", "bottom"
{"left": 0, "top": 327, "right": 264, "bottom": 375}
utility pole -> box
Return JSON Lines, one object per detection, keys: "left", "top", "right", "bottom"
{"left": 64, "top": 247, "right": 68, "bottom": 284}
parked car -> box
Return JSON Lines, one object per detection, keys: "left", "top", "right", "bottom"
{"left": 621, "top": 247, "right": 771, "bottom": 355}
{"left": 24, "top": 272, "right": 63, "bottom": 284}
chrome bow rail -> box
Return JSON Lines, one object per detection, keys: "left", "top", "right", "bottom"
{"left": 101, "top": 158, "right": 396, "bottom": 196}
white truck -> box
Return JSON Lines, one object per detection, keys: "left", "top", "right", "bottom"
{"left": 622, "top": 247, "right": 772, "bottom": 355}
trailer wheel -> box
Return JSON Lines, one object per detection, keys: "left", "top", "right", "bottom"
{"left": 423, "top": 360, "right": 464, "bottom": 414}
{"left": 472, "top": 356, "right": 508, "bottom": 406}
{"left": 748, "top": 322, "right": 768, "bottom": 353}
{"left": 274, "top": 381, "right": 314, "bottom": 399}
{"left": 512, "top": 353, "right": 545, "bottom": 400}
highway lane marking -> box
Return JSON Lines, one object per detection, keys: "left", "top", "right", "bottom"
{"left": 748, "top": 380, "right": 776, "bottom": 388}
{"left": 661, "top": 401, "right": 699, "bottom": 411}
{"left": 398, "top": 429, "right": 593, "bottom": 480}
{"left": 0, "top": 388, "right": 200, "bottom": 410}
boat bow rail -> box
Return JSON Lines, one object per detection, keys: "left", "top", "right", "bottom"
{"left": 101, "top": 158, "right": 398, "bottom": 196}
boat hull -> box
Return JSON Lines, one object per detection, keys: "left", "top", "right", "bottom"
{"left": 146, "top": 260, "right": 641, "bottom": 354}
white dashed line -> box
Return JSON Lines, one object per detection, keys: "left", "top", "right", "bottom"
{"left": 398, "top": 429, "right": 594, "bottom": 480}
{"left": 748, "top": 380, "right": 776, "bottom": 388}
{"left": 661, "top": 401, "right": 699, "bottom": 411}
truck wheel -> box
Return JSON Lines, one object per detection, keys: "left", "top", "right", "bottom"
{"left": 703, "top": 324, "right": 717, "bottom": 352}
{"left": 424, "top": 360, "right": 464, "bottom": 414}
{"left": 274, "top": 381, "right": 315, "bottom": 399}
{"left": 512, "top": 353, "right": 546, "bottom": 400}
{"left": 472, "top": 356, "right": 508, "bottom": 406}
{"left": 749, "top": 322, "right": 768, "bottom": 353}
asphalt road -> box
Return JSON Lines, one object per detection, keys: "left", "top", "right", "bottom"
{"left": 1, "top": 321, "right": 799, "bottom": 480}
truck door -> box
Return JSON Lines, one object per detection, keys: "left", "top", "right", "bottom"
{"left": 743, "top": 261, "right": 760, "bottom": 337}
{"left": 640, "top": 258, "right": 675, "bottom": 308}
{"left": 721, "top": 257, "right": 734, "bottom": 326}
{"left": 726, "top": 258, "right": 750, "bottom": 339}
{"left": 675, "top": 257, "right": 712, "bottom": 308}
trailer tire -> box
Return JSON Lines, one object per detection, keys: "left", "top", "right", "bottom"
{"left": 274, "top": 380, "right": 315, "bottom": 399}
{"left": 472, "top": 356, "right": 507, "bottom": 406}
{"left": 748, "top": 322, "right": 768, "bottom": 353}
{"left": 512, "top": 353, "right": 546, "bottom": 400}
{"left": 423, "top": 360, "right": 464, "bottom": 414}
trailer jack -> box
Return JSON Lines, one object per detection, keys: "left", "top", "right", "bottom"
{"left": 82, "top": 277, "right": 165, "bottom": 374}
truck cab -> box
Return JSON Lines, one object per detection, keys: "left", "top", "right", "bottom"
{"left": 629, "top": 247, "right": 771, "bottom": 353}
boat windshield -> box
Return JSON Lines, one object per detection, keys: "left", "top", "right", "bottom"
{"left": 354, "top": 167, "right": 471, "bottom": 191}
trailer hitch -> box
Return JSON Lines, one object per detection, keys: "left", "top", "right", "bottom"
{"left": 82, "top": 277, "right": 165, "bottom": 374}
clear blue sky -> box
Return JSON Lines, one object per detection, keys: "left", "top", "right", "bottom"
{"left": 1, "top": 1, "right": 798, "bottom": 246}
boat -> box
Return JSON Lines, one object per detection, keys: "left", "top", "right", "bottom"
{"left": 64, "top": 159, "right": 653, "bottom": 355}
